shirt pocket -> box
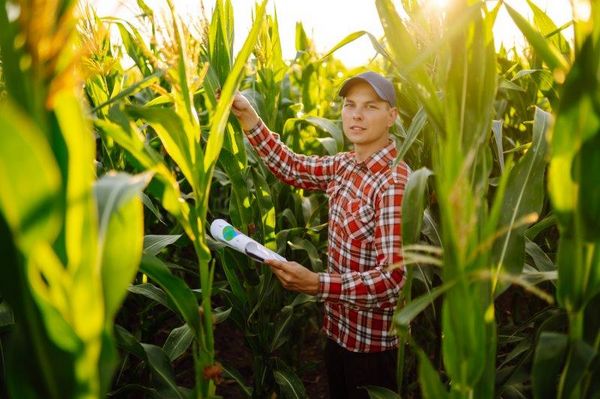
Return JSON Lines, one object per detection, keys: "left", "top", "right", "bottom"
{"left": 342, "top": 199, "right": 375, "bottom": 242}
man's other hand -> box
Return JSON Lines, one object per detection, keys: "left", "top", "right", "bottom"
{"left": 265, "top": 259, "right": 320, "bottom": 295}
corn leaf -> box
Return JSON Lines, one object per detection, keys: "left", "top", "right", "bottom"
{"left": 417, "top": 349, "right": 449, "bottom": 399}
{"left": 95, "top": 172, "right": 150, "bottom": 320}
{"left": 402, "top": 167, "right": 433, "bottom": 246}
{"left": 143, "top": 234, "right": 182, "bottom": 257}
{"left": 203, "top": 0, "right": 268, "bottom": 173}
{"left": 273, "top": 360, "right": 306, "bottom": 399}
{"left": 115, "top": 326, "right": 186, "bottom": 399}
{"left": 140, "top": 254, "right": 202, "bottom": 337}
{"left": 492, "top": 108, "right": 549, "bottom": 276}
{"left": 163, "top": 324, "right": 194, "bottom": 362}
{"left": 361, "top": 386, "right": 400, "bottom": 399}
{"left": 128, "top": 283, "right": 172, "bottom": 310}
{"left": 0, "top": 101, "right": 62, "bottom": 251}
{"left": 532, "top": 332, "right": 568, "bottom": 399}
{"left": 504, "top": 3, "right": 569, "bottom": 72}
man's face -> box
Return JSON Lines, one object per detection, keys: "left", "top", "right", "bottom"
{"left": 341, "top": 81, "right": 397, "bottom": 154}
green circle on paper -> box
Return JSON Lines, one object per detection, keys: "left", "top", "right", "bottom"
{"left": 223, "top": 226, "right": 238, "bottom": 241}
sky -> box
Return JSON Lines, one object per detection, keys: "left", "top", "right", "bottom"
{"left": 91, "top": 0, "right": 578, "bottom": 67}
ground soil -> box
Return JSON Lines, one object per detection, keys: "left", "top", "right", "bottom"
{"left": 214, "top": 319, "right": 329, "bottom": 398}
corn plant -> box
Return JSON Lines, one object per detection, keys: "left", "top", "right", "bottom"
{"left": 503, "top": 2, "right": 600, "bottom": 397}
{"left": 367, "top": 0, "right": 560, "bottom": 397}
{"left": 0, "top": 1, "right": 150, "bottom": 398}
{"left": 85, "top": 0, "right": 269, "bottom": 396}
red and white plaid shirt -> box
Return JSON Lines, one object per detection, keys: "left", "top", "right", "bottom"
{"left": 246, "top": 120, "right": 408, "bottom": 352}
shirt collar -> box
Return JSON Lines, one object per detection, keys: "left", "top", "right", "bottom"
{"left": 353, "top": 140, "right": 397, "bottom": 173}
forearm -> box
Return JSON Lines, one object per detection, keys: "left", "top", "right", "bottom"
{"left": 245, "top": 120, "right": 333, "bottom": 191}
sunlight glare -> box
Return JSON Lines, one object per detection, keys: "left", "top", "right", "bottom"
{"left": 432, "top": 0, "right": 450, "bottom": 9}
{"left": 574, "top": 0, "right": 591, "bottom": 21}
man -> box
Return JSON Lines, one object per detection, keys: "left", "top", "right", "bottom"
{"left": 230, "top": 71, "right": 409, "bottom": 398}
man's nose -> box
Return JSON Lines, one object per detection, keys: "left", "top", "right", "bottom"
{"left": 352, "top": 108, "right": 363, "bottom": 120}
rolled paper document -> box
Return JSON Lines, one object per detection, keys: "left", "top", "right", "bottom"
{"left": 209, "top": 219, "right": 287, "bottom": 263}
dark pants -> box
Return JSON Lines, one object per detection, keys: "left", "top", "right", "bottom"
{"left": 325, "top": 339, "right": 398, "bottom": 399}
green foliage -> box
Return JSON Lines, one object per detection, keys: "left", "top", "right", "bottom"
{"left": 1, "top": 0, "right": 599, "bottom": 398}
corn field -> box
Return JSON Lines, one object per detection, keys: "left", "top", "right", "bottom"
{"left": 0, "top": 0, "right": 599, "bottom": 398}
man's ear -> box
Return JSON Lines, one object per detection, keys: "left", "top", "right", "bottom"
{"left": 388, "top": 107, "right": 398, "bottom": 128}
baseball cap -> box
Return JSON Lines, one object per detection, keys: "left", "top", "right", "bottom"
{"left": 338, "top": 71, "right": 397, "bottom": 106}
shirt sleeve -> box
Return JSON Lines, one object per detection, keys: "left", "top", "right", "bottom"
{"left": 316, "top": 181, "right": 406, "bottom": 309}
{"left": 245, "top": 119, "right": 336, "bottom": 191}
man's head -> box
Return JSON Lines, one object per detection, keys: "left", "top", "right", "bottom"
{"left": 339, "top": 72, "right": 397, "bottom": 159}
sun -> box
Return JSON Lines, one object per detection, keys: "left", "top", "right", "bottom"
{"left": 431, "top": 0, "right": 450, "bottom": 9}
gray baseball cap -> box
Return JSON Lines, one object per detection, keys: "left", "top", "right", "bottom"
{"left": 339, "top": 71, "right": 397, "bottom": 106}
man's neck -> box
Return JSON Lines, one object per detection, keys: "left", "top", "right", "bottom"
{"left": 353, "top": 139, "right": 390, "bottom": 163}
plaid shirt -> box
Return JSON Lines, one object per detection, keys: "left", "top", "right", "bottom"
{"left": 246, "top": 120, "right": 408, "bottom": 352}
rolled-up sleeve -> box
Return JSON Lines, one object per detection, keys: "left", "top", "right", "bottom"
{"left": 245, "top": 120, "right": 336, "bottom": 191}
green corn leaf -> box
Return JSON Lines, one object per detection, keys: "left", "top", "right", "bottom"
{"left": 375, "top": 0, "right": 442, "bottom": 127}
{"left": 492, "top": 107, "right": 550, "bottom": 276}
{"left": 114, "top": 21, "right": 153, "bottom": 76}
{"left": 551, "top": 34, "right": 600, "bottom": 311}
{"left": 106, "top": 384, "right": 162, "bottom": 399}
{"left": 94, "top": 118, "right": 185, "bottom": 222}
{"left": 218, "top": 149, "right": 253, "bottom": 229}
{"left": 525, "top": 214, "right": 557, "bottom": 241}
{"left": 578, "top": 131, "right": 600, "bottom": 240}
{"left": 115, "top": 326, "right": 186, "bottom": 399}
{"left": 417, "top": 349, "right": 449, "bottom": 399}
{"left": 288, "top": 237, "right": 323, "bottom": 272}
{"left": 526, "top": 0, "right": 571, "bottom": 55}
{"left": 525, "top": 239, "right": 556, "bottom": 273}
{"left": 126, "top": 106, "right": 196, "bottom": 190}
{"left": 0, "top": 101, "right": 62, "bottom": 252}
{"left": 504, "top": 3, "right": 569, "bottom": 73}
{"left": 270, "top": 305, "right": 293, "bottom": 352}
{"left": 402, "top": 167, "right": 433, "bottom": 246}
{"left": 0, "top": 215, "right": 75, "bottom": 399}
{"left": 0, "top": 302, "right": 14, "bottom": 328}
{"left": 143, "top": 234, "right": 182, "bottom": 256}
{"left": 222, "top": 364, "right": 253, "bottom": 397}
{"left": 532, "top": 332, "right": 568, "bottom": 399}
{"left": 140, "top": 254, "right": 202, "bottom": 337}
{"left": 142, "top": 193, "right": 165, "bottom": 224}
{"left": 491, "top": 120, "right": 504, "bottom": 172}
{"left": 163, "top": 324, "right": 194, "bottom": 362}
{"left": 304, "top": 116, "right": 344, "bottom": 152}
{"left": 128, "top": 283, "right": 172, "bottom": 311}
{"left": 396, "top": 107, "right": 428, "bottom": 162}
{"left": 203, "top": 0, "right": 268, "bottom": 173}
{"left": 273, "top": 360, "right": 306, "bottom": 399}
{"left": 319, "top": 30, "right": 376, "bottom": 62}
{"left": 362, "top": 386, "right": 400, "bottom": 399}
{"left": 393, "top": 279, "right": 455, "bottom": 331}
{"left": 208, "top": 0, "right": 234, "bottom": 85}
{"left": 92, "top": 71, "right": 163, "bottom": 113}
{"left": 249, "top": 167, "right": 276, "bottom": 249}
{"left": 217, "top": 250, "right": 248, "bottom": 309}
{"left": 95, "top": 172, "right": 151, "bottom": 320}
